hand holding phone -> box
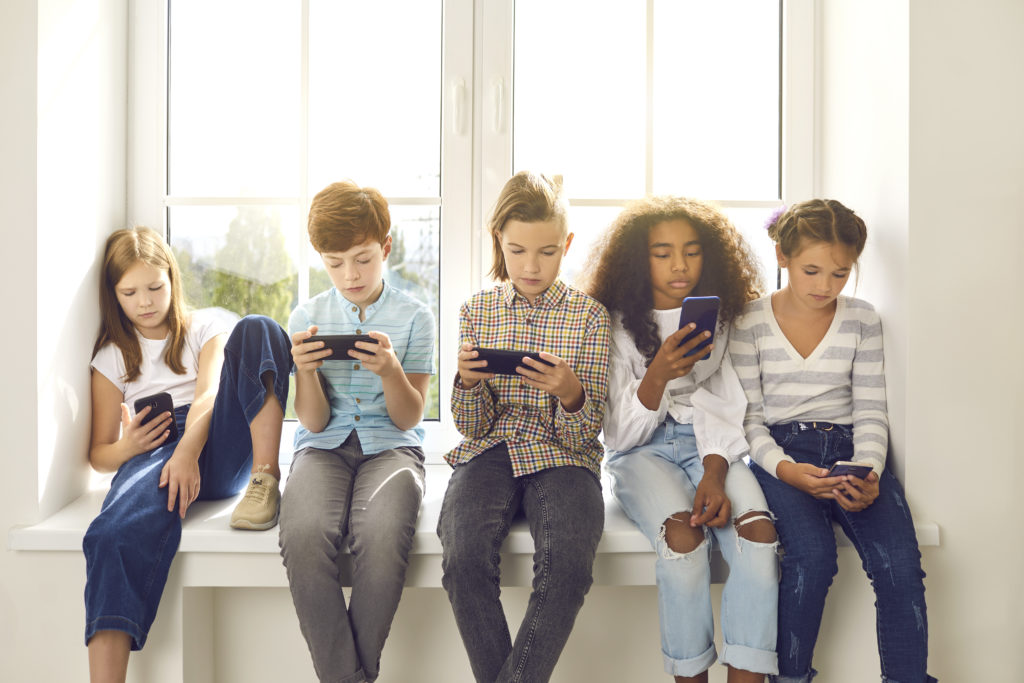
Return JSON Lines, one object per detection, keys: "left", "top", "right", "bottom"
{"left": 678, "top": 296, "right": 720, "bottom": 358}
{"left": 303, "top": 334, "right": 379, "bottom": 360}
{"left": 134, "top": 391, "right": 179, "bottom": 441}
{"left": 472, "top": 347, "right": 554, "bottom": 375}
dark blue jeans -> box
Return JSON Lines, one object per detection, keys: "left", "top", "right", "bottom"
{"left": 83, "top": 315, "right": 291, "bottom": 650}
{"left": 751, "top": 422, "right": 936, "bottom": 683}
{"left": 438, "top": 443, "right": 604, "bottom": 683}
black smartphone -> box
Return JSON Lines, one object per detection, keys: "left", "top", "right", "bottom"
{"left": 678, "top": 296, "right": 720, "bottom": 358}
{"left": 826, "top": 461, "right": 873, "bottom": 479}
{"left": 133, "top": 391, "right": 179, "bottom": 441}
{"left": 304, "top": 334, "right": 379, "bottom": 359}
{"left": 472, "top": 347, "right": 554, "bottom": 375}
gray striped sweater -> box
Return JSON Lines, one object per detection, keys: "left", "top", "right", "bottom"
{"left": 729, "top": 294, "right": 888, "bottom": 477}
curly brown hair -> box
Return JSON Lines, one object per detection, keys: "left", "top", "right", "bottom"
{"left": 580, "top": 196, "right": 763, "bottom": 363}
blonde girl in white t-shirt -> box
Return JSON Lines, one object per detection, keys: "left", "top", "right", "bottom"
{"left": 83, "top": 227, "right": 291, "bottom": 682}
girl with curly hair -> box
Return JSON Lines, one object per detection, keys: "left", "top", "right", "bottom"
{"left": 583, "top": 196, "right": 779, "bottom": 683}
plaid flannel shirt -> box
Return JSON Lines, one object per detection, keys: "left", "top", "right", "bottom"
{"left": 446, "top": 280, "right": 611, "bottom": 478}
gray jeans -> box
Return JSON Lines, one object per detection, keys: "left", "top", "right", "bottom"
{"left": 279, "top": 433, "right": 425, "bottom": 683}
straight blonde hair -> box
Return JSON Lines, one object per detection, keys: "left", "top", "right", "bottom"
{"left": 93, "top": 227, "right": 188, "bottom": 382}
{"left": 487, "top": 171, "right": 568, "bottom": 281}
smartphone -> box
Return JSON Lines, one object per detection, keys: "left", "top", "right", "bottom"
{"left": 303, "top": 334, "right": 379, "bottom": 359}
{"left": 677, "top": 296, "right": 720, "bottom": 358}
{"left": 133, "top": 391, "right": 179, "bottom": 441}
{"left": 472, "top": 347, "right": 554, "bottom": 376}
{"left": 826, "top": 461, "right": 873, "bottom": 479}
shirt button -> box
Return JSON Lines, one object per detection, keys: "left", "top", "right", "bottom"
{"left": 356, "top": 329, "right": 362, "bottom": 334}
{"left": 354, "top": 363, "right": 361, "bottom": 370}
{"left": 355, "top": 397, "right": 361, "bottom": 403}
{"left": 354, "top": 415, "right": 360, "bottom": 421}
{"left": 351, "top": 306, "right": 358, "bottom": 312}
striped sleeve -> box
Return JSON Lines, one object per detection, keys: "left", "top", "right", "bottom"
{"left": 729, "top": 306, "right": 793, "bottom": 477}
{"left": 850, "top": 301, "right": 888, "bottom": 474}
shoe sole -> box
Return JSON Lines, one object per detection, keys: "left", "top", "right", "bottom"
{"left": 230, "top": 511, "right": 280, "bottom": 531}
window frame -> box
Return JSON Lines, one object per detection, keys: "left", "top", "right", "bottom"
{"left": 127, "top": 0, "right": 815, "bottom": 457}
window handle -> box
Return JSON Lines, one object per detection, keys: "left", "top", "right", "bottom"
{"left": 451, "top": 78, "right": 467, "bottom": 135}
{"left": 491, "top": 77, "right": 506, "bottom": 134}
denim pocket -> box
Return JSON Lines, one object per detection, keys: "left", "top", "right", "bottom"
{"left": 774, "top": 429, "right": 796, "bottom": 449}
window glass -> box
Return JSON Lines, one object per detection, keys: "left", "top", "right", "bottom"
{"left": 651, "top": 0, "right": 780, "bottom": 198}
{"left": 513, "top": 1, "right": 646, "bottom": 198}
{"left": 168, "top": 205, "right": 302, "bottom": 329}
{"left": 308, "top": 0, "right": 442, "bottom": 196}
{"left": 168, "top": 0, "right": 301, "bottom": 197}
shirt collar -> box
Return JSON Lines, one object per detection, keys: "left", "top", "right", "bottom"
{"left": 501, "top": 279, "right": 568, "bottom": 310}
{"left": 332, "top": 279, "right": 390, "bottom": 321}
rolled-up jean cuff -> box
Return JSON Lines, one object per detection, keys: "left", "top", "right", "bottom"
{"left": 769, "top": 670, "right": 816, "bottom": 683}
{"left": 85, "top": 615, "right": 148, "bottom": 651}
{"left": 721, "top": 642, "right": 779, "bottom": 676}
{"left": 663, "top": 641, "right": 716, "bottom": 678}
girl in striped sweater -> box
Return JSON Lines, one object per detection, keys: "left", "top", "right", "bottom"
{"left": 730, "top": 199, "right": 935, "bottom": 683}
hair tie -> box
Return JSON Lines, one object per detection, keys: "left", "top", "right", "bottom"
{"left": 764, "top": 204, "right": 787, "bottom": 232}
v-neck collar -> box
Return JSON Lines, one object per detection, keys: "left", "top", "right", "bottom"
{"left": 767, "top": 294, "right": 846, "bottom": 363}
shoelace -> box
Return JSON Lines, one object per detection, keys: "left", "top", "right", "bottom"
{"left": 242, "top": 464, "right": 272, "bottom": 504}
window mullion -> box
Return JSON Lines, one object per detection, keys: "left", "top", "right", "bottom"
{"left": 297, "top": 0, "right": 311, "bottom": 303}
{"left": 645, "top": 0, "right": 655, "bottom": 196}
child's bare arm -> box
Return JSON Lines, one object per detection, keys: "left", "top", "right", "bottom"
{"left": 88, "top": 370, "right": 172, "bottom": 473}
{"left": 291, "top": 326, "right": 332, "bottom": 432}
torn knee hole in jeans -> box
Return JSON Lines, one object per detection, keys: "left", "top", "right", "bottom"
{"left": 732, "top": 510, "right": 781, "bottom": 556}
{"left": 657, "top": 513, "right": 706, "bottom": 560}
{"left": 735, "top": 510, "right": 779, "bottom": 544}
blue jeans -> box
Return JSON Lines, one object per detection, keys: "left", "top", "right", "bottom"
{"left": 437, "top": 443, "right": 604, "bottom": 683}
{"left": 751, "top": 422, "right": 936, "bottom": 683}
{"left": 83, "top": 315, "right": 291, "bottom": 650}
{"left": 279, "top": 432, "right": 425, "bottom": 683}
{"left": 605, "top": 420, "right": 779, "bottom": 677}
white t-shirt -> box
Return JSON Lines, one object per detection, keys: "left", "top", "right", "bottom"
{"left": 90, "top": 308, "right": 232, "bottom": 413}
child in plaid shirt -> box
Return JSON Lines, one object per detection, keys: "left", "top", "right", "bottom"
{"left": 438, "top": 171, "right": 610, "bottom": 683}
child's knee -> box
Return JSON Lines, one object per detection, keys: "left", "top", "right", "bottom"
{"left": 662, "top": 512, "right": 705, "bottom": 555}
{"left": 735, "top": 510, "right": 778, "bottom": 544}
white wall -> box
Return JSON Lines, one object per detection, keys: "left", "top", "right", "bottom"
{"left": 3, "top": 1, "right": 1023, "bottom": 681}
{"left": 0, "top": 0, "right": 126, "bottom": 679}
{"left": 904, "top": 0, "right": 1024, "bottom": 677}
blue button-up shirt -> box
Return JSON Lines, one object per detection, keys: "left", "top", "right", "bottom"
{"left": 288, "top": 280, "right": 436, "bottom": 455}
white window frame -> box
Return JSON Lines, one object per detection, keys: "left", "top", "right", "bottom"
{"left": 127, "top": 0, "right": 815, "bottom": 457}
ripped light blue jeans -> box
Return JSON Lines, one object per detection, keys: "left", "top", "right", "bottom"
{"left": 605, "top": 419, "right": 779, "bottom": 678}
{"left": 751, "top": 422, "right": 936, "bottom": 683}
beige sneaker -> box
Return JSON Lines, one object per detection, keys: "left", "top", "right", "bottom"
{"left": 230, "top": 465, "right": 280, "bottom": 530}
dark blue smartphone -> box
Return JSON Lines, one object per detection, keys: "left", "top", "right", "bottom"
{"left": 826, "top": 461, "right": 873, "bottom": 479}
{"left": 472, "top": 347, "right": 554, "bottom": 375}
{"left": 677, "top": 296, "right": 720, "bottom": 358}
{"left": 134, "top": 391, "right": 179, "bottom": 441}
{"left": 304, "top": 334, "right": 379, "bottom": 359}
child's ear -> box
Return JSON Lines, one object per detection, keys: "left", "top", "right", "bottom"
{"left": 382, "top": 235, "right": 393, "bottom": 260}
{"left": 563, "top": 231, "right": 575, "bottom": 256}
{"left": 775, "top": 243, "right": 787, "bottom": 268}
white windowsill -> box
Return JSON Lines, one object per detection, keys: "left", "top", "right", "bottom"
{"left": 8, "top": 422, "right": 941, "bottom": 588}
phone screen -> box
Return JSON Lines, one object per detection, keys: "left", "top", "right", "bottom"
{"left": 678, "top": 296, "right": 720, "bottom": 357}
